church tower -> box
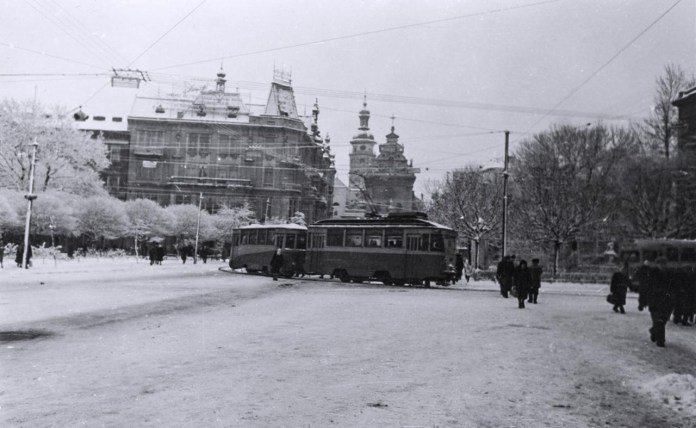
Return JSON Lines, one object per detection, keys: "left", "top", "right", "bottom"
{"left": 363, "top": 117, "right": 420, "bottom": 214}
{"left": 348, "top": 97, "right": 377, "bottom": 189}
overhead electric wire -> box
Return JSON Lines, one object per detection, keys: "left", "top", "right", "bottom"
{"left": 22, "top": 0, "right": 114, "bottom": 68}
{"left": 513, "top": 0, "right": 684, "bottom": 144}
{"left": 0, "top": 41, "right": 107, "bottom": 70}
{"left": 146, "top": 71, "right": 638, "bottom": 121}
{"left": 128, "top": 0, "right": 207, "bottom": 67}
{"left": 151, "top": 0, "right": 564, "bottom": 71}
{"left": 43, "top": 0, "right": 128, "bottom": 65}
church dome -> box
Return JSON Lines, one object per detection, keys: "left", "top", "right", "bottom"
{"left": 352, "top": 131, "right": 374, "bottom": 140}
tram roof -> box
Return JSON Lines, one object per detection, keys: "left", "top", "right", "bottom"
{"left": 238, "top": 223, "right": 307, "bottom": 231}
{"left": 312, "top": 216, "right": 454, "bottom": 231}
{"left": 629, "top": 238, "right": 696, "bottom": 248}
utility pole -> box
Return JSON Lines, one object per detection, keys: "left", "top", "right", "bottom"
{"left": 501, "top": 130, "right": 510, "bottom": 260}
{"left": 22, "top": 138, "right": 39, "bottom": 269}
{"left": 194, "top": 192, "right": 202, "bottom": 264}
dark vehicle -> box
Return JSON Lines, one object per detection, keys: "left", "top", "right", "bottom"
{"left": 618, "top": 239, "right": 696, "bottom": 291}
{"left": 306, "top": 212, "right": 457, "bottom": 286}
{"left": 228, "top": 224, "right": 307, "bottom": 277}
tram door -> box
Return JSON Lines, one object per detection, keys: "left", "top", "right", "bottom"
{"left": 405, "top": 234, "right": 420, "bottom": 279}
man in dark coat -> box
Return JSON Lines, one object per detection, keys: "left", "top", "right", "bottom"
{"left": 455, "top": 253, "right": 464, "bottom": 283}
{"left": 200, "top": 245, "right": 209, "bottom": 264}
{"left": 148, "top": 244, "right": 157, "bottom": 266}
{"left": 179, "top": 244, "right": 189, "bottom": 264}
{"left": 528, "top": 258, "right": 543, "bottom": 304}
{"left": 155, "top": 243, "right": 165, "bottom": 265}
{"left": 270, "top": 248, "right": 283, "bottom": 281}
{"left": 513, "top": 259, "right": 532, "bottom": 309}
{"left": 15, "top": 242, "right": 32, "bottom": 268}
{"left": 609, "top": 271, "right": 628, "bottom": 314}
{"left": 0, "top": 238, "right": 4, "bottom": 268}
{"left": 646, "top": 259, "right": 674, "bottom": 347}
{"left": 635, "top": 261, "right": 653, "bottom": 312}
{"left": 496, "top": 255, "right": 515, "bottom": 298}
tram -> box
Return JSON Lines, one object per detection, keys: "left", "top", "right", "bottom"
{"left": 228, "top": 223, "right": 307, "bottom": 276}
{"left": 618, "top": 239, "right": 696, "bottom": 291}
{"left": 306, "top": 212, "right": 457, "bottom": 285}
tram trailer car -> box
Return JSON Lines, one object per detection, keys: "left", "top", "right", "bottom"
{"left": 306, "top": 212, "right": 458, "bottom": 286}
{"left": 618, "top": 239, "right": 696, "bottom": 292}
{"left": 228, "top": 224, "right": 307, "bottom": 277}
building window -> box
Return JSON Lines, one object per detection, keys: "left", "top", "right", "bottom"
{"left": 109, "top": 146, "right": 121, "bottom": 162}
{"left": 187, "top": 133, "right": 211, "bottom": 157}
{"left": 136, "top": 130, "right": 164, "bottom": 148}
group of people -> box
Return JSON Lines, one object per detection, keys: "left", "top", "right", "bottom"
{"left": 496, "top": 255, "right": 543, "bottom": 309}
{"left": 454, "top": 253, "right": 474, "bottom": 284}
{"left": 176, "top": 244, "right": 212, "bottom": 264}
{"left": 609, "top": 258, "right": 695, "bottom": 348}
{"left": 148, "top": 243, "right": 165, "bottom": 265}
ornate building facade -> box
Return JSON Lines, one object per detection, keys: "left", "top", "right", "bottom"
{"left": 346, "top": 101, "right": 420, "bottom": 215}
{"left": 78, "top": 69, "right": 336, "bottom": 223}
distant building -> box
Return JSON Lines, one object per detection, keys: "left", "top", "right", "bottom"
{"left": 672, "top": 86, "right": 696, "bottom": 237}
{"left": 74, "top": 111, "right": 130, "bottom": 200}
{"left": 346, "top": 100, "right": 420, "bottom": 215}
{"left": 77, "top": 69, "right": 336, "bottom": 223}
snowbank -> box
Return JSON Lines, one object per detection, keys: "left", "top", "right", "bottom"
{"left": 642, "top": 373, "right": 696, "bottom": 416}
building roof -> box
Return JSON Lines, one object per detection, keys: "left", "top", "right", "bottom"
{"left": 673, "top": 86, "right": 696, "bottom": 107}
{"left": 264, "top": 80, "right": 299, "bottom": 118}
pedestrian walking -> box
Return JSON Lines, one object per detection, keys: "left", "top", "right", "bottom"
{"left": 528, "top": 258, "right": 543, "bottom": 304}
{"left": 464, "top": 259, "right": 474, "bottom": 283}
{"left": 155, "top": 243, "right": 165, "bottom": 265}
{"left": 496, "top": 255, "right": 515, "bottom": 298}
{"left": 179, "top": 244, "right": 189, "bottom": 264}
{"left": 270, "top": 248, "right": 283, "bottom": 281}
{"left": 200, "top": 245, "right": 209, "bottom": 264}
{"left": 15, "top": 242, "right": 32, "bottom": 269}
{"left": 148, "top": 244, "right": 157, "bottom": 266}
{"left": 513, "top": 259, "right": 532, "bottom": 309}
{"left": 455, "top": 253, "right": 464, "bottom": 283}
{"left": 609, "top": 270, "right": 628, "bottom": 314}
{"left": 0, "top": 238, "right": 4, "bottom": 268}
{"left": 646, "top": 258, "right": 674, "bottom": 348}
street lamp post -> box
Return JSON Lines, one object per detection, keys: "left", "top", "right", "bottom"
{"left": 194, "top": 192, "right": 202, "bottom": 264}
{"left": 22, "top": 139, "right": 39, "bottom": 269}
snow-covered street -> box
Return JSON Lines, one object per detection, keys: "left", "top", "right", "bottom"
{"left": 1, "top": 258, "right": 695, "bottom": 427}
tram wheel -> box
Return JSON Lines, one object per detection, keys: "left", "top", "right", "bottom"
{"left": 393, "top": 279, "right": 405, "bottom": 286}
{"left": 338, "top": 270, "right": 351, "bottom": 283}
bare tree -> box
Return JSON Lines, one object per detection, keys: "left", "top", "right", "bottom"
{"left": 0, "top": 99, "right": 109, "bottom": 194}
{"left": 616, "top": 155, "right": 696, "bottom": 238}
{"left": 641, "top": 64, "right": 695, "bottom": 158}
{"left": 427, "top": 166, "right": 503, "bottom": 268}
{"left": 513, "top": 124, "right": 633, "bottom": 276}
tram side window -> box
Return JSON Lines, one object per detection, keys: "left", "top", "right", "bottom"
{"left": 297, "top": 234, "right": 307, "bottom": 249}
{"left": 682, "top": 247, "right": 696, "bottom": 262}
{"left": 418, "top": 234, "right": 430, "bottom": 251}
{"left": 232, "top": 234, "right": 239, "bottom": 246}
{"left": 327, "top": 229, "right": 344, "bottom": 247}
{"left": 642, "top": 250, "right": 658, "bottom": 262}
{"left": 266, "top": 231, "right": 275, "bottom": 245}
{"left": 386, "top": 229, "right": 403, "bottom": 248}
{"left": 311, "top": 234, "right": 325, "bottom": 248}
{"left": 258, "top": 229, "right": 267, "bottom": 246}
{"left": 621, "top": 251, "right": 639, "bottom": 263}
{"left": 366, "top": 232, "right": 383, "bottom": 247}
{"left": 248, "top": 230, "right": 258, "bottom": 245}
{"left": 430, "top": 234, "right": 444, "bottom": 252}
{"left": 666, "top": 247, "right": 679, "bottom": 262}
{"left": 346, "top": 230, "right": 364, "bottom": 247}
{"left": 240, "top": 230, "right": 249, "bottom": 245}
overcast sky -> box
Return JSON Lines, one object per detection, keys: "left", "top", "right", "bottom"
{"left": 2, "top": 0, "right": 694, "bottom": 194}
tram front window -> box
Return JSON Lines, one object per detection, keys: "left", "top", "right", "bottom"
{"left": 430, "top": 235, "right": 444, "bottom": 252}
{"left": 286, "top": 234, "right": 296, "bottom": 249}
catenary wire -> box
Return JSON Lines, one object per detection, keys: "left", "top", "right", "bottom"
{"left": 151, "top": 0, "right": 565, "bottom": 71}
